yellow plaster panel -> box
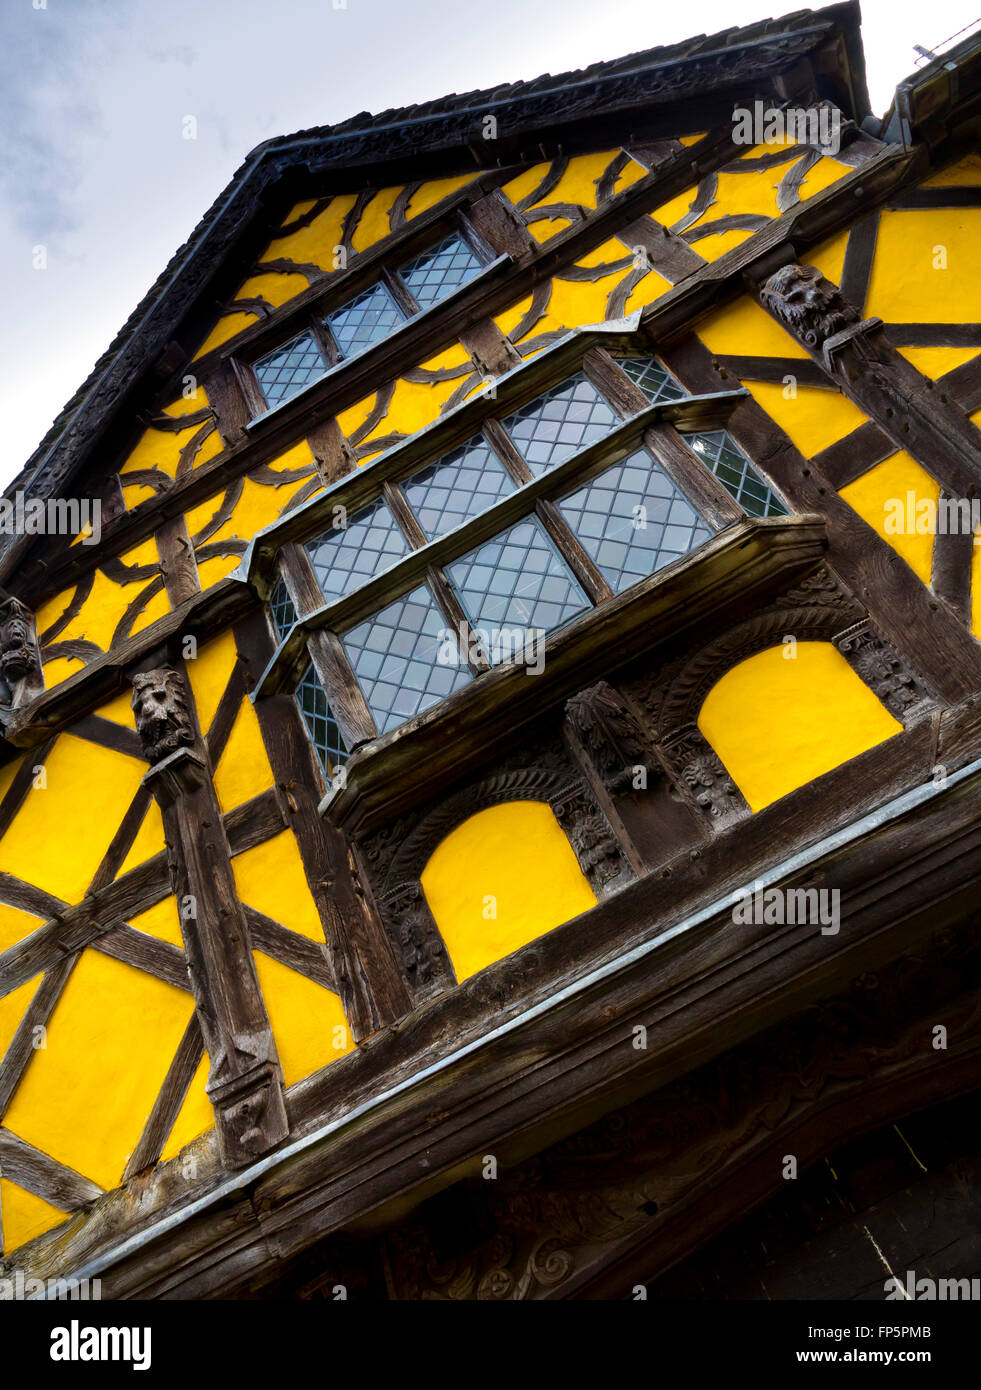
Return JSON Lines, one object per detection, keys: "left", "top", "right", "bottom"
{"left": 186, "top": 629, "right": 238, "bottom": 736}
{"left": 4, "top": 951, "right": 195, "bottom": 1190}
{"left": 193, "top": 311, "right": 261, "bottom": 361}
{"left": 351, "top": 186, "right": 402, "bottom": 254}
{"left": 0, "top": 974, "right": 43, "bottom": 1056}
{"left": 36, "top": 538, "right": 167, "bottom": 664}
{"left": 839, "top": 450, "right": 941, "bottom": 586}
{"left": 0, "top": 903, "right": 45, "bottom": 955}
{"left": 806, "top": 229, "right": 850, "bottom": 291}
{"left": 213, "top": 700, "right": 274, "bottom": 811}
{"left": 352, "top": 343, "right": 476, "bottom": 455}
{"left": 232, "top": 830, "right": 324, "bottom": 943}
{"left": 923, "top": 154, "right": 981, "bottom": 186}
{"left": 262, "top": 193, "right": 358, "bottom": 273}
{"left": 0, "top": 1178, "right": 66, "bottom": 1252}
{"left": 97, "top": 689, "right": 138, "bottom": 729}
{"left": 159, "top": 1051, "right": 212, "bottom": 1161}
{"left": 866, "top": 209, "right": 981, "bottom": 323}
{"left": 0, "top": 735, "right": 146, "bottom": 905}
{"left": 405, "top": 173, "right": 479, "bottom": 219}
{"left": 691, "top": 227, "right": 757, "bottom": 261}
{"left": 234, "top": 269, "right": 311, "bottom": 309}
{"left": 127, "top": 897, "right": 183, "bottom": 949}
{"left": 744, "top": 381, "right": 868, "bottom": 458}
{"left": 40, "top": 655, "right": 84, "bottom": 688}
{"left": 896, "top": 347, "right": 980, "bottom": 380}
{"left": 697, "top": 295, "right": 809, "bottom": 359}
{"left": 698, "top": 643, "right": 902, "bottom": 812}
{"left": 254, "top": 951, "right": 352, "bottom": 1088}
{"left": 196, "top": 554, "right": 242, "bottom": 590}
{"left": 118, "top": 388, "right": 221, "bottom": 483}
{"left": 185, "top": 452, "right": 316, "bottom": 550}
{"left": 421, "top": 800, "right": 597, "bottom": 983}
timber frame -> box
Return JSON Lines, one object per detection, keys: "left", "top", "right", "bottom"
{"left": 3, "top": 3, "right": 981, "bottom": 1297}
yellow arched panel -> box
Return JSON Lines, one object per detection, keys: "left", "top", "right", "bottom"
{"left": 698, "top": 643, "right": 902, "bottom": 812}
{"left": 421, "top": 801, "right": 597, "bottom": 983}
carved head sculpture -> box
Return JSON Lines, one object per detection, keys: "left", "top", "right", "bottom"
{"left": 130, "top": 667, "right": 194, "bottom": 764}
{"left": 760, "top": 263, "right": 859, "bottom": 349}
{"left": 0, "top": 612, "right": 38, "bottom": 683}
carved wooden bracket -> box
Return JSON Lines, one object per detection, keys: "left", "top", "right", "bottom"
{"left": 658, "top": 722, "right": 748, "bottom": 829}
{"left": 133, "top": 666, "right": 289, "bottom": 1168}
{"left": 0, "top": 594, "right": 44, "bottom": 711}
{"left": 375, "top": 880, "right": 456, "bottom": 1007}
{"left": 832, "top": 619, "right": 938, "bottom": 724}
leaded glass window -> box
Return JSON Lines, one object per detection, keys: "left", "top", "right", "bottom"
{"left": 618, "top": 356, "right": 687, "bottom": 405}
{"left": 558, "top": 451, "right": 711, "bottom": 593}
{"left": 254, "top": 332, "right": 326, "bottom": 408}
{"left": 306, "top": 500, "right": 408, "bottom": 602}
{"left": 687, "top": 430, "right": 788, "bottom": 518}
{"left": 296, "top": 663, "right": 348, "bottom": 785}
{"left": 325, "top": 282, "right": 406, "bottom": 360}
{"left": 447, "top": 518, "right": 589, "bottom": 654}
{"left": 342, "top": 585, "right": 471, "bottom": 733}
{"left": 398, "top": 235, "right": 482, "bottom": 311}
{"left": 501, "top": 374, "right": 619, "bottom": 475}
{"left": 269, "top": 576, "right": 298, "bottom": 639}
{"left": 402, "top": 435, "right": 516, "bottom": 540}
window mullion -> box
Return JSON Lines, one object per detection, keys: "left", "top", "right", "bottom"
{"left": 581, "top": 346, "right": 652, "bottom": 418}
{"left": 278, "top": 540, "right": 326, "bottom": 614}
{"left": 534, "top": 498, "right": 613, "bottom": 605}
{"left": 382, "top": 479, "right": 428, "bottom": 549}
{"left": 308, "top": 313, "right": 340, "bottom": 368}
{"left": 642, "top": 421, "right": 744, "bottom": 530}
{"left": 381, "top": 266, "right": 419, "bottom": 318}
{"left": 307, "top": 628, "right": 377, "bottom": 748}
{"left": 424, "top": 563, "right": 490, "bottom": 675}
{"left": 481, "top": 418, "right": 534, "bottom": 486}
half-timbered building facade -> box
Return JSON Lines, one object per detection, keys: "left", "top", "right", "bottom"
{"left": 1, "top": 1, "right": 979, "bottom": 1298}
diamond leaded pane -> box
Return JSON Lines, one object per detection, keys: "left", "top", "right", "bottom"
{"left": 402, "top": 435, "right": 516, "bottom": 540}
{"left": 447, "top": 518, "right": 589, "bottom": 657}
{"left": 254, "top": 332, "right": 326, "bottom": 408}
{"left": 501, "top": 374, "right": 619, "bottom": 476}
{"left": 306, "top": 500, "right": 408, "bottom": 602}
{"left": 324, "top": 281, "right": 406, "bottom": 360}
{"left": 342, "top": 585, "right": 471, "bottom": 734}
{"left": 687, "top": 430, "right": 788, "bottom": 518}
{"left": 617, "top": 356, "right": 688, "bottom": 405}
{"left": 397, "top": 235, "right": 483, "bottom": 311}
{"left": 269, "top": 576, "right": 298, "bottom": 639}
{"left": 296, "top": 663, "right": 348, "bottom": 784}
{"left": 558, "top": 450, "right": 712, "bottom": 594}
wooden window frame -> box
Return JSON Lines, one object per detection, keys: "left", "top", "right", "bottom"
{"left": 234, "top": 215, "right": 498, "bottom": 417}
{"left": 261, "top": 351, "right": 763, "bottom": 765}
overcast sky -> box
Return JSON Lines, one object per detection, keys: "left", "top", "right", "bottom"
{"left": 1, "top": 0, "right": 978, "bottom": 487}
